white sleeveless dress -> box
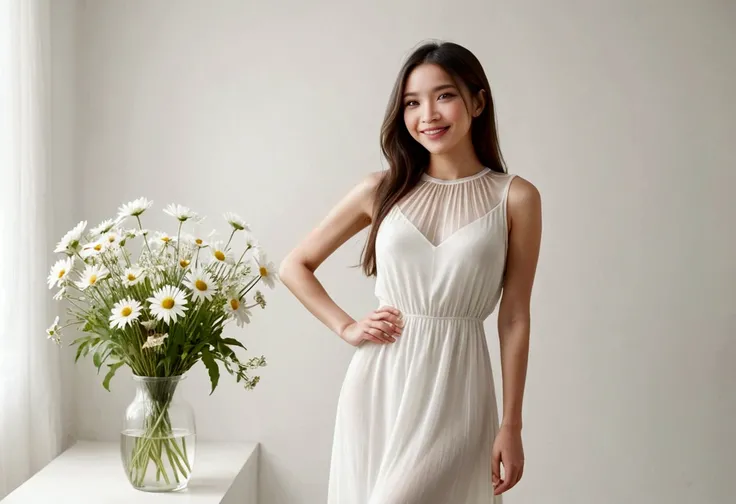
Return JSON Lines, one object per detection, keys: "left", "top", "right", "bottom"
{"left": 327, "top": 167, "right": 516, "bottom": 504}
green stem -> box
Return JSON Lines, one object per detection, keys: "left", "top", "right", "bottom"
{"left": 124, "top": 382, "right": 193, "bottom": 490}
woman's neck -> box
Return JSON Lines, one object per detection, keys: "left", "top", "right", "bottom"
{"left": 426, "top": 141, "right": 485, "bottom": 180}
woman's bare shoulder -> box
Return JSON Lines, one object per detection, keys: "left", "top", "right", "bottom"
{"left": 363, "top": 170, "right": 388, "bottom": 190}
{"left": 508, "top": 175, "right": 541, "bottom": 209}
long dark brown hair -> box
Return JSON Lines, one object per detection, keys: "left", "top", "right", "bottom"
{"left": 359, "top": 40, "right": 508, "bottom": 277}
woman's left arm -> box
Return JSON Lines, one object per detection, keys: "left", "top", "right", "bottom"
{"left": 492, "top": 175, "right": 542, "bottom": 495}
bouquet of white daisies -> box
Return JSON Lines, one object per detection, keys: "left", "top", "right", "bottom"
{"left": 46, "top": 197, "right": 278, "bottom": 391}
{"left": 46, "top": 198, "right": 278, "bottom": 489}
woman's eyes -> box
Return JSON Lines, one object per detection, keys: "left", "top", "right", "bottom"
{"left": 404, "top": 93, "right": 454, "bottom": 107}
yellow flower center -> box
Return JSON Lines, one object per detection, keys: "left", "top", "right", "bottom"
{"left": 230, "top": 298, "right": 239, "bottom": 310}
{"left": 259, "top": 266, "right": 268, "bottom": 277}
{"left": 58, "top": 269, "right": 66, "bottom": 279}
{"left": 195, "top": 280, "right": 208, "bottom": 291}
{"left": 121, "top": 307, "right": 132, "bottom": 317}
{"left": 195, "top": 239, "right": 203, "bottom": 246}
{"left": 89, "top": 275, "right": 97, "bottom": 284}
{"left": 162, "top": 237, "right": 171, "bottom": 243}
{"left": 108, "top": 235, "right": 115, "bottom": 243}
{"left": 180, "top": 259, "right": 190, "bottom": 268}
{"left": 162, "top": 297, "right": 175, "bottom": 309}
{"left": 94, "top": 244, "right": 102, "bottom": 251}
{"left": 215, "top": 250, "right": 225, "bottom": 261}
{"left": 127, "top": 273, "right": 137, "bottom": 281}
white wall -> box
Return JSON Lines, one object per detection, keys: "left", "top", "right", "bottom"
{"left": 68, "top": 1, "right": 735, "bottom": 503}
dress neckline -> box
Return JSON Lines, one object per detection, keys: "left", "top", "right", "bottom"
{"left": 420, "top": 167, "right": 491, "bottom": 185}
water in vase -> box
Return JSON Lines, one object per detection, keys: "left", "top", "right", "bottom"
{"left": 120, "top": 428, "right": 196, "bottom": 492}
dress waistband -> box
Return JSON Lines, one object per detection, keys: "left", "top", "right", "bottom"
{"left": 376, "top": 298, "right": 483, "bottom": 323}
{"left": 400, "top": 313, "right": 483, "bottom": 322}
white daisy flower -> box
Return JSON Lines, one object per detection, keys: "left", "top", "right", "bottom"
{"left": 80, "top": 241, "right": 105, "bottom": 259}
{"left": 103, "top": 231, "right": 122, "bottom": 248}
{"left": 122, "top": 266, "right": 145, "bottom": 287}
{"left": 183, "top": 267, "right": 216, "bottom": 302}
{"left": 181, "top": 231, "right": 214, "bottom": 249}
{"left": 142, "top": 333, "right": 169, "bottom": 350}
{"left": 109, "top": 297, "right": 142, "bottom": 330}
{"left": 52, "top": 287, "right": 67, "bottom": 301}
{"left": 224, "top": 212, "right": 250, "bottom": 232}
{"left": 117, "top": 197, "right": 153, "bottom": 220}
{"left": 254, "top": 290, "right": 266, "bottom": 309}
{"left": 54, "top": 221, "right": 87, "bottom": 254}
{"left": 244, "top": 232, "right": 260, "bottom": 251}
{"left": 47, "top": 257, "right": 73, "bottom": 289}
{"left": 163, "top": 204, "right": 201, "bottom": 222}
{"left": 90, "top": 219, "right": 116, "bottom": 236}
{"left": 75, "top": 264, "right": 110, "bottom": 290}
{"left": 120, "top": 227, "right": 145, "bottom": 238}
{"left": 210, "top": 241, "right": 234, "bottom": 265}
{"left": 254, "top": 251, "right": 279, "bottom": 289}
{"left": 147, "top": 285, "right": 188, "bottom": 324}
{"left": 46, "top": 316, "right": 62, "bottom": 344}
{"left": 140, "top": 320, "right": 157, "bottom": 331}
{"left": 152, "top": 232, "right": 177, "bottom": 249}
{"left": 224, "top": 294, "right": 252, "bottom": 328}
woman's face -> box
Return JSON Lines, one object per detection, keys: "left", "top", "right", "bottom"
{"left": 402, "top": 63, "right": 482, "bottom": 156}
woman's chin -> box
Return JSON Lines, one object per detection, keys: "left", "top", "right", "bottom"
{"left": 422, "top": 142, "right": 455, "bottom": 156}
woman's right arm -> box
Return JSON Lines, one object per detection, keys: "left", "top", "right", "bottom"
{"left": 278, "top": 171, "right": 402, "bottom": 345}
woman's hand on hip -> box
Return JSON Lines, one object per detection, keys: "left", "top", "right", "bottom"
{"left": 340, "top": 306, "right": 403, "bottom": 347}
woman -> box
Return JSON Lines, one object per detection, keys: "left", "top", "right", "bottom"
{"left": 279, "top": 40, "right": 542, "bottom": 503}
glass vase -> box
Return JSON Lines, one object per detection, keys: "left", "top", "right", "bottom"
{"left": 120, "top": 375, "right": 196, "bottom": 492}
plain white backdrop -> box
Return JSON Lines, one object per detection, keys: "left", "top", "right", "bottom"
{"left": 46, "top": 1, "right": 734, "bottom": 503}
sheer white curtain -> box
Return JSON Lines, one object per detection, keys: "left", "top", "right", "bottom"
{"left": 0, "top": 0, "right": 64, "bottom": 498}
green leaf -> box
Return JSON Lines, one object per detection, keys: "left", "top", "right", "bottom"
{"left": 69, "top": 336, "right": 89, "bottom": 347}
{"left": 93, "top": 350, "right": 102, "bottom": 371}
{"left": 166, "top": 340, "right": 180, "bottom": 360}
{"left": 221, "top": 337, "right": 246, "bottom": 350}
{"left": 102, "top": 361, "right": 125, "bottom": 391}
{"left": 74, "top": 340, "right": 90, "bottom": 363}
{"left": 201, "top": 346, "right": 219, "bottom": 396}
{"left": 190, "top": 341, "right": 207, "bottom": 358}
{"left": 100, "top": 346, "right": 113, "bottom": 363}
{"left": 217, "top": 343, "right": 235, "bottom": 360}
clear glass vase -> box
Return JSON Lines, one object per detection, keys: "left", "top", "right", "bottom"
{"left": 120, "top": 375, "right": 196, "bottom": 492}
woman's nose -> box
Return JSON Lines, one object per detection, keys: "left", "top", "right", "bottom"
{"left": 421, "top": 104, "right": 440, "bottom": 123}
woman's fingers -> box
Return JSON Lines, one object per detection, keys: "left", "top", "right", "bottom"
{"left": 372, "top": 309, "right": 404, "bottom": 332}
{"left": 366, "top": 327, "right": 394, "bottom": 343}
{"left": 363, "top": 333, "right": 384, "bottom": 344}
{"left": 491, "top": 448, "right": 502, "bottom": 488}
{"left": 376, "top": 305, "right": 401, "bottom": 318}
{"left": 494, "top": 461, "right": 523, "bottom": 495}
{"left": 368, "top": 308, "right": 403, "bottom": 341}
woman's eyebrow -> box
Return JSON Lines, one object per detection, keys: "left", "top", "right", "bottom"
{"left": 403, "top": 84, "right": 457, "bottom": 98}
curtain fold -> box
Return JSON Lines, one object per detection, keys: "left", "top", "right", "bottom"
{"left": 0, "top": 0, "right": 64, "bottom": 498}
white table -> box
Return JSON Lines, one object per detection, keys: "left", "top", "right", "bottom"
{"left": 1, "top": 440, "right": 259, "bottom": 503}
